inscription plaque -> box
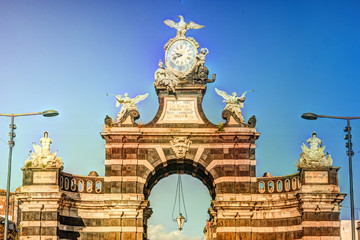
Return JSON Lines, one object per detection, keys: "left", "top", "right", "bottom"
{"left": 305, "top": 171, "right": 328, "bottom": 184}
{"left": 33, "top": 171, "right": 57, "bottom": 184}
{"left": 159, "top": 98, "right": 204, "bottom": 123}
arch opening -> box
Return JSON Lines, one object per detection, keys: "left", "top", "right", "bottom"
{"left": 143, "top": 159, "right": 215, "bottom": 200}
{"left": 146, "top": 173, "right": 212, "bottom": 240}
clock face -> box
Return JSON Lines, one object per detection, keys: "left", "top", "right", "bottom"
{"left": 166, "top": 39, "right": 197, "bottom": 74}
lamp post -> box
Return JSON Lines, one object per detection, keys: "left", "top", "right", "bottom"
{"left": 301, "top": 112, "right": 360, "bottom": 240}
{"left": 0, "top": 110, "right": 59, "bottom": 239}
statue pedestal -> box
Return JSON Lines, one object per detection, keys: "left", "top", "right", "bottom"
{"left": 22, "top": 167, "right": 62, "bottom": 186}
{"left": 18, "top": 167, "right": 63, "bottom": 240}
{"left": 298, "top": 167, "right": 345, "bottom": 239}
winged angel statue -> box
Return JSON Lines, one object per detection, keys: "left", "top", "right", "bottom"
{"left": 25, "top": 131, "right": 63, "bottom": 168}
{"left": 113, "top": 93, "right": 148, "bottom": 122}
{"left": 215, "top": 88, "right": 254, "bottom": 123}
{"left": 164, "top": 15, "right": 204, "bottom": 37}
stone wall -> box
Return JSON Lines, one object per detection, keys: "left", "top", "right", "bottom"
{"left": 0, "top": 189, "right": 14, "bottom": 221}
{"left": 340, "top": 220, "right": 360, "bottom": 240}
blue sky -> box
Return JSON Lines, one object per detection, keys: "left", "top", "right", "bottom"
{"left": 0, "top": 0, "right": 360, "bottom": 238}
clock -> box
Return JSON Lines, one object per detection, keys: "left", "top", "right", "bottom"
{"left": 165, "top": 39, "right": 197, "bottom": 75}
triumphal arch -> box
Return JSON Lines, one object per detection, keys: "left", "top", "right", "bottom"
{"left": 17, "top": 16, "right": 345, "bottom": 239}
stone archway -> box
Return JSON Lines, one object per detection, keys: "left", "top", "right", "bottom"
{"left": 98, "top": 83, "right": 260, "bottom": 240}
{"left": 144, "top": 159, "right": 215, "bottom": 200}
{"left": 145, "top": 169, "right": 214, "bottom": 239}
{"left": 16, "top": 15, "right": 345, "bottom": 240}
{"left": 15, "top": 72, "right": 345, "bottom": 240}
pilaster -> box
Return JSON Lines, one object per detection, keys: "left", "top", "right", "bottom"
{"left": 298, "top": 167, "right": 345, "bottom": 240}
{"left": 18, "top": 167, "right": 62, "bottom": 240}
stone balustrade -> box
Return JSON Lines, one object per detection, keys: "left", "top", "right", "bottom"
{"left": 257, "top": 173, "right": 301, "bottom": 194}
{"left": 60, "top": 172, "right": 104, "bottom": 194}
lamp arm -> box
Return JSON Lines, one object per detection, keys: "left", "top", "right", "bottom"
{"left": 317, "top": 115, "right": 360, "bottom": 120}
{"left": 0, "top": 112, "right": 43, "bottom": 117}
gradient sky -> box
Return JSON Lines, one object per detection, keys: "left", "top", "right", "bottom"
{"left": 0, "top": 1, "right": 360, "bottom": 239}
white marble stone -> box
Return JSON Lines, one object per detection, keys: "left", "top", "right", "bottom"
{"left": 33, "top": 171, "right": 57, "bottom": 184}
{"left": 158, "top": 97, "right": 204, "bottom": 123}
{"left": 299, "top": 132, "right": 333, "bottom": 168}
{"left": 24, "top": 131, "right": 63, "bottom": 169}
{"left": 304, "top": 171, "right": 328, "bottom": 184}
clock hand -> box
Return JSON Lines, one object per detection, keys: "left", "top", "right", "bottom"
{"left": 173, "top": 53, "right": 183, "bottom": 60}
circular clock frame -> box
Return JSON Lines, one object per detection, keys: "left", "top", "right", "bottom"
{"left": 165, "top": 38, "right": 198, "bottom": 77}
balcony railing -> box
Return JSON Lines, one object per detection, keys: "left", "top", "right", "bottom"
{"left": 257, "top": 173, "right": 301, "bottom": 194}
{"left": 59, "top": 172, "right": 104, "bottom": 194}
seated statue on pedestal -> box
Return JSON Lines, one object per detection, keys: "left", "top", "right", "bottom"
{"left": 298, "top": 131, "right": 333, "bottom": 168}
{"left": 25, "top": 131, "right": 63, "bottom": 168}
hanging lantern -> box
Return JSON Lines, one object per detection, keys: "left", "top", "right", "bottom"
{"left": 176, "top": 213, "right": 186, "bottom": 231}
{"left": 172, "top": 175, "right": 188, "bottom": 231}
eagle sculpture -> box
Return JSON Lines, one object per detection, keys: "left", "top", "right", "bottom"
{"left": 164, "top": 15, "right": 204, "bottom": 37}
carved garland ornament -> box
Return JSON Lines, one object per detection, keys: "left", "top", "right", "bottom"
{"left": 170, "top": 137, "right": 192, "bottom": 159}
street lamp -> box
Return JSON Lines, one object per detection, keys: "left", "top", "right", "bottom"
{"left": 0, "top": 110, "right": 59, "bottom": 239}
{"left": 176, "top": 213, "right": 186, "bottom": 231}
{"left": 301, "top": 112, "right": 360, "bottom": 240}
{"left": 172, "top": 175, "right": 188, "bottom": 231}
